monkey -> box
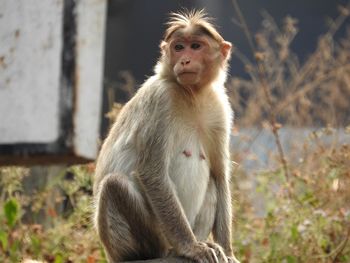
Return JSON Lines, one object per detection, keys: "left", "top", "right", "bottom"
{"left": 93, "top": 9, "right": 240, "bottom": 263}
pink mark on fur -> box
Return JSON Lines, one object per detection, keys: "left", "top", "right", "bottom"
{"left": 183, "top": 150, "right": 192, "bottom": 157}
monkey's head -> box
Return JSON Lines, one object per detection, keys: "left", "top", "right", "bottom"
{"left": 158, "top": 9, "right": 232, "bottom": 89}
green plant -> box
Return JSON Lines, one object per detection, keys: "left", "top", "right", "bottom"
{"left": 0, "top": 165, "right": 106, "bottom": 263}
{"left": 232, "top": 128, "right": 350, "bottom": 262}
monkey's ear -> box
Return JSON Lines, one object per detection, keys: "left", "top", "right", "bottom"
{"left": 160, "top": 41, "right": 168, "bottom": 52}
{"left": 221, "top": 41, "right": 232, "bottom": 60}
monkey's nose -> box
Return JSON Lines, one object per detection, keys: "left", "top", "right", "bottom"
{"left": 181, "top": 59, "right": 191, "bottom": 66}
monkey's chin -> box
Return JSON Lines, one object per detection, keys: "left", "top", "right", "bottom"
{"left": 176, "top": 73, "right": 200, "bottom": 86}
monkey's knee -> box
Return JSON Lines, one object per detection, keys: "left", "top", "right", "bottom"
{"left": 96, "top": 174, "right": 167, "bottom": 260}
{"left": 100, "top": 173, "right": 151, "bottom": 221}
{"left": 96, "top": 174, "right": 139, "bottom": 260}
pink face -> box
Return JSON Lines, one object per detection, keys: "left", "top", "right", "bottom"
{"left": 168, "top": 34, "right": 217, "bottom": 87}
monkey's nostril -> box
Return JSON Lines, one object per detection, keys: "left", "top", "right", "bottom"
{"left": 181, "top": 59, "right": 190, "bottom": 66}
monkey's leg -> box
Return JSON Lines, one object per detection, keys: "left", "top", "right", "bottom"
{"left": 193, "top": 178, "right": 217, "bottom": 241}
{"left": 193, "top": 179, "right": 229, "bottom": 263}
{"left": 192, "top": 180, "right": 228, "bottom": 263}
{"left": 97, "top": 173, "right": 168, "bottom": 262}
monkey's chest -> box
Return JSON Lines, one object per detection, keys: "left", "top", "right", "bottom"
{"left": 168, "top": 131, "right": 210, "bottom": 227}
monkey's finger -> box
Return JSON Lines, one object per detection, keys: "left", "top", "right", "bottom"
{"left": 196, "top": 242, "right": 214, "bottom": 263}
{"left": 207, "top": 247, "right": 219, "bottom": 263}
{"left": 206, "top": 242, "right": 227, "bottom": 263}
{"left": 192, "top": 242, "right": 211, "bottom": 263}
{"left": 202, "top": 242, "right": 219, "bottom": 263}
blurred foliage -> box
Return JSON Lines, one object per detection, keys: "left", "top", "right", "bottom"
{"left": 232, "top": 127, "right": 350, "bottom": 263}
{"left": 0, "top": 128, "right": 349, "bottom": 262}
{"left": 228, "top": 4, "right": 350, "bottom": 127}
{"left": 0, "top": 165, "right": 106, "bottom": 263}
{"left": 229, "top": 2, "right": 350, "bottom": 261}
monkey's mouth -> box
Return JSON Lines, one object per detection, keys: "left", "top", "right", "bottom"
{"left": 178, "top": 71, "right": 197, "bottom": 76}
{"left": 177, "top": 72, "right": 199, "bottom": 85}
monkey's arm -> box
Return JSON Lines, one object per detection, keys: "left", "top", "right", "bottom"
{"left": 213, "top": 174, "right": 233, "bottom": 257}
{"left": 139, "top": 144, "right": 197, "bottom": 249}
{"left": 136, "top": 107, "right": 204, "bottom": 256}
{"left": 211, "top": 135, "right": 234, "bottom": 257}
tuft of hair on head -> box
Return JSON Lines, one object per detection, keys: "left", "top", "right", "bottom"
{"left": 167, "top": 9, "right": 212, "bottom": 27}
{"left": 163, "top": 8, "right": 225, "bottom": 43}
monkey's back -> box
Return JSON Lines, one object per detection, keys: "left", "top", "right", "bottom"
{"left": 93, "top": 76, "right": 172, "bottom": 193}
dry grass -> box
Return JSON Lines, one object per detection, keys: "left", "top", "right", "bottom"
{"left": 228, "top": 3, "right": 350, "bottom": 128}
{"left": 228, "top": 1, "right": 350, "bottom": 262}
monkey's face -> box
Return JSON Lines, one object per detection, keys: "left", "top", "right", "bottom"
{"left": 167, "top": 34, "right": 221, "bottom": 87}
{"left": 160, "top": 24, "right": 232, "bottom": 89}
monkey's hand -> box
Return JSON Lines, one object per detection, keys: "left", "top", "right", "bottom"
{"left": 205, "top": 242, "right": 228, "bottom": 263}
{"left": 181, "top": 241, "right": 220, "bottom": 263}
{"left": 205, "top": 242, "right": 241, "bottom": 263}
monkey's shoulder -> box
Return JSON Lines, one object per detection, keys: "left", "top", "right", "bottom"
{"left": 207, "top": 87, "right": 234, "bottom": 130}
{"left": 128, "top": 76, "right": 172, "bottom": 113}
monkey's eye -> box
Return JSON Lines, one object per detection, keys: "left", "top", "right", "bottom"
{"left": 191, "top": 43, "right": 201, "bottom": 50}
{"left": 174, "top": 44, "right": 184, "bottom": 51}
